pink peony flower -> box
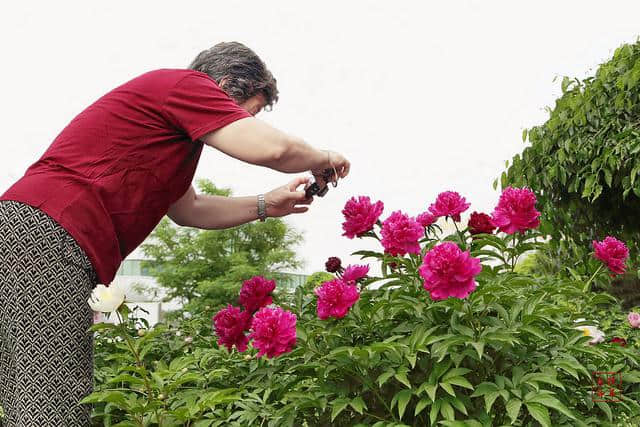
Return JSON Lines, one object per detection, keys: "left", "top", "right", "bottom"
{"left": 593, "top": 237, "right": 629, "bottom": 276}
{"left": 213, "top": 305, "right": 251, "bottom": 352}
{"left": 342, "top": 264, "right": 369, "bottom": 283}
{"left": 380, "top": 211, "right": 423, "bottom": 256}
{"left": 468, "top": 212, "right": 496, "bottom": 235}
{"left": 315, "top": 278, "right": 360, "bottom": 320}
{"left": 248, "top": 307, "right": 297, "bottom": 358}
{"left": 325, "top": 257, "right": 343, "bottom": 273}
{"left": 416, "top": 211, "right": 437, "bottom": 227}
{"left": 428, "top": 191, "right": 471, "bottom": 222}
{"left": 419, "top": 242, "right": 482, "bottom": 301}
{"left": 341, "top": 196, "right": 384, "bottom": 239}
{"left": 628, "top": 312, "right": 640, "bottom": 328}
{"left": 239, "top": 276, "right": 276, "bottom": 313}
{"left": 491, "top": 187, "right": 540, "bottom": 234}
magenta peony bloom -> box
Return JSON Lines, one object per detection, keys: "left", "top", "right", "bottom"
{"left": 239, "top": 276, "right": 276, "bottom": 313}
{"left": 213, "top": 305, "right": 251, "bottom": 352}
{"left": 491, "top": 187, "right": 540, "bottom": 234}
{"left": 429, "top": 191, "right": 471, "bottom": 222}
{"left": 341, "top": 196, "right": 384, "bottom": 239}
{"left": 593, "top": 237, "right": 629, "bottom": 276}
{"left": 419, "top": 242, "right": 482, "bottom": 301}
{"left": 315, "top": 278, "right": 360, "bottom": 320}
{"left": 628, "top": 312, "right": 640, "bottom": 328}
{"left": 468, "top": 212, "right": 496, "bottom": 235}
{"left": 248, "top": 307, "right": 297, "bottom": 358}
{"left": 325, "top": 256, "right": 343, "bottom": 273}
{"left": 380, "top": 211, "right": 423, "bottom": 256}
{"left": 342, "top": 264, "right": 370, "bottom": 283}
{"left": 416, "top": 211, "right": 437, "bottom": 227}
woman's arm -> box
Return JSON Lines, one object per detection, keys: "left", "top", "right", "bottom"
{"left": 167, "top": 177, "right": 313, "bottom": 229}
{"left": 202, "top": 117, "right": 350, "bottom": 177}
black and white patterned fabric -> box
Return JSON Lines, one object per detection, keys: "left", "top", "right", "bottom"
{"left": 0, "top": 200, "right": 98, "bottom": 427}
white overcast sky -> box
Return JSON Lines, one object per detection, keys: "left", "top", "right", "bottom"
{"left": 1, "top": 1, "right": 639, "bottom": 276}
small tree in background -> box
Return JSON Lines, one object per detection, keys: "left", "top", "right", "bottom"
{"left": 142, "top": 179, "right": 304, "bottom": 316}
{"left": 501, "top": 40, "right": 640, "bottom": 275}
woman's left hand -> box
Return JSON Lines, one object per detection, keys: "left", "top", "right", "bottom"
{"left": 264, "top": 176, "right": 314, "bottom": 218}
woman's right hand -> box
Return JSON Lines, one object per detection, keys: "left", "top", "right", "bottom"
{"left": 312, "top": 150, "right": 351, "bottom": 181}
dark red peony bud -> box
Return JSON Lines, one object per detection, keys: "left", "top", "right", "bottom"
{"left": 325, "top": 257, "right": 343, "bottom": 273}
{"left": 610, "top": 337, "right": 627, "bottom": 347}
{"left": 468, "top": 212, "right": 496, "bottom": 235}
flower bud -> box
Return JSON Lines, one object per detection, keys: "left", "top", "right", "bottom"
{"left": 184, "top": 336, "right": 193, "bottom": 344}
{"left": 137, "top": 329, "right": 146, "bottom": 337}
{"left": 325, "top": 257, "right": 342, "bottom": 273}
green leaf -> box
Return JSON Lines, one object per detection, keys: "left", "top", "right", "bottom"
{"left": 331, "top": 398, "right": 350, "bottom": 422}
{"left": 444, "top": 376, "right": 474, "bottom": 390}
{"left": 423, "top": 383, "right": 438, "bottom": 401}
{"left": 470, "top": 382, "right": 499, "bottom": 397}
{"left": 430, "top": 400, "right": 442, "bottom": 425}
{"left": 484, "top": 391, "right": 500, "bottom": 413}
{"left": 394, "top": 389, "right": 412, "bottom": 420}
{"left": 440, "top": 381, "right": 456, "bottom": 397}
{"left": 442, "top": 368, "right": 472, "bottom": 381}
{"left": 525, "top": 402, "right": 551, "bottom": 427}
{"left": 440, "top": 401, "right": 455, "bottom": 421}
{"left": 522, "top": 373, "right": 565, "bottom": 391}
{"left": 520, "top": 325, "right": 546, "bottom": 340}
{"left": 596, "top": 401, "right": 612, "bottom": 421}
{"left": 349, "top": 396, "right": 367, "bottom": 415}
{"left": 107, "top": 374, "right": 145, "bottom": 385}
{"left": 470, "top": 341, "right": 485, "bottom": 360}
{"left": 527, "top": 394, "right": 575, "bottom": 420}
{"left": 506, "top": 398, "right": 522, "bottom": 424}
{"left": 414, "top": 397, "right": 431, "bottom": 417}
{"left": 377, "top": 370, "right": 395, "bottom": 387}
{"left": 449, "top": 397, "right": 468, "bottom": 416}
{"left": 395, "top": 371, "right": 412, "bottom": 389}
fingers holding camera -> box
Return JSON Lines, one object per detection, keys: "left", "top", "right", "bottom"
{"left": 265, "top": 177, "right": 314, "bottom": 218}
{"left": 327, "top": 150, "right": 350, "bottom": 179}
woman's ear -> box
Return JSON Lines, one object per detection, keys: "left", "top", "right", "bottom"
{"left": 218, "top": 76, "right": 229, "bottom": 91}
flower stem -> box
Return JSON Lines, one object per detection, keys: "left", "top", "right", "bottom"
{"left": 116, "top": 310, "right": 163, "bottom": 427}
{"left": 452, "top": 220, "right": 467, "bottom": 249}
{"left": 583, "top": 264, "right": 604, "bottom": 293}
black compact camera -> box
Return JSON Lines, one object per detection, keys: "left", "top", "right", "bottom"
{"left": 305, "top": 168, "right": 337, "bottom": 198}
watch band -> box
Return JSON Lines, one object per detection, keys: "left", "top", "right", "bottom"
{"left": 257, "top": 194, "right": 267, "bottom": 222}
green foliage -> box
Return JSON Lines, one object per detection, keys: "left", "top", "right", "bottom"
{"left": 89, "top": 222, "right": 640, "bottom": 426}
{"left": 141, "top": 179, "right": 303, "bottom": 315}
{"left": 501, "top": 40, "right": 640, "bottom": 261}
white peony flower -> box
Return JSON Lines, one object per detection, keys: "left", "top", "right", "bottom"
{"left": 88, "top": 282, "right": 126, "bottom": 313}
{"left": 575, "top": 325, "right": 605, "bottom": 345}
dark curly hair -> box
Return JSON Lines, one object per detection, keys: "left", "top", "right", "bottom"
{"left": 188, "top": 42, "right": 278, "bottom": 110}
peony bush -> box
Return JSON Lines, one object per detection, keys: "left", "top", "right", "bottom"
{"left": 86, "top": 188, "right": 640, "bottom": 426}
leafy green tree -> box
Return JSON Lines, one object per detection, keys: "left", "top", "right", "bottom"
{"left": 141, "top": 179, "right": 304, "bottom": 315}
{"left": 501, "top": 41, "right": 640, "bottom": 269}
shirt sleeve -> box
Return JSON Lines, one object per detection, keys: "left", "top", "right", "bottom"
{"left": 163, "top": 72, "right": 252, "bottom": 141}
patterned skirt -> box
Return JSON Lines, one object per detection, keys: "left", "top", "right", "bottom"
{"left": 0, "top": 201, "right": 98, "bottom": 426}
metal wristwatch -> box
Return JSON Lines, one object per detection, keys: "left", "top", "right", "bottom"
{"left": 257, "top": 194, "right": 267, "bottom": 222}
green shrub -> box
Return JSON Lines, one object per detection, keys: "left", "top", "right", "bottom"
{"left": 87, "top": 207, "right": 640, "bottom": 426}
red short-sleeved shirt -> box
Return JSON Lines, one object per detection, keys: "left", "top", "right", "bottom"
{"left": 1, "top": 69, "right": 251, "bottom": 284}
